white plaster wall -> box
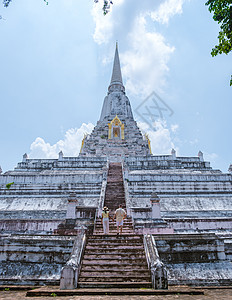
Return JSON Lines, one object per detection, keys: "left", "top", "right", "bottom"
{"left": 0, "top": 171, "right": 103, "bottom": 185}
{"left": 0, "top": 197, "right": 99, "bottom": 211}
{"left": 167, "top": 261, "right": 232, "bottom": 283}
{"left": 129, "top": 170, "right": 231, "bottom": 182}
{"left": 0, "top": 197, "right": 68, "bottom": 211}
{"left": 160, "top": 196, "right": 232, "bottom": 211}
{"left": 167, "top": 219, "right": 232, "bottom": 231}
{"left": 128, "top": 195, "right": 232, "bottom": 213}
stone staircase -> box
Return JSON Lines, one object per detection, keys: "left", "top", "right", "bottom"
{"left": 78, "top": 235, "right": 151, "bottom": 288}
{"left": 78, "top": 163, "right": 152, "bottom": 288}
{"left": 104, "top": 162, "right": 127, "bottom": 211}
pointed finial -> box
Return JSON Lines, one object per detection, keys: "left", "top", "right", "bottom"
{"left": 198, "top": 151, "right": 203, "bottom": 162}
{"left": 228, "top": 164, "right": 232, "bottom": 173}
{"left": 23, "top": 153, "right": 28, "bottom": 162}
{"left": 108, "top": 42, "right": 125, "bottom": 93}
{"left": 171, "top": 148, "right": 176, "bottom": 160}
{"left": 58, "top": 151, "right": 64, "bottom": 160}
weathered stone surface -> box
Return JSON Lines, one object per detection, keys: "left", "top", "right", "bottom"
{"left": 0, "top": 235, "right": 75, "bottom": 285}
{"left": 0, "top": 44, "right": 232, "bottom": 288}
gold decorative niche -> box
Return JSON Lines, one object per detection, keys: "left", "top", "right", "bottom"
{"left": 80, "top": 134, "right": 87, "bottom": 153}
{"left": 145, "top": 133, "right": 152, "bottom": 154}
{"left": 108, "top": 115, "right": 124, "bottom": 140}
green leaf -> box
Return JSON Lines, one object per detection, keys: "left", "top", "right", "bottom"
{"left": 6, "top": 182, "right": 14, "bottom": 189}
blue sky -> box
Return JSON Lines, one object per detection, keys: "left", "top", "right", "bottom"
{"left": 0, "top": 0, "right": 231, "bottom": 172}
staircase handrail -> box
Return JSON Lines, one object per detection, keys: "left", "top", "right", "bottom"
{"left": 94, "top": 161, "right": 109, "bottom": 232}
{"left": 97, "top": 179, "right": 107, "bottom": 217}
{"left": 93, "top": 208, "right": 98, "bottom": 234}
{"left": 60, "top": 232, "right": 87, "bottom": 289}
{"left": 98, "top": 160, "right": 109, "bottom": 215}
{"left": 121, "top": 160, "right": 131, "bottom": 216}
{"left": 143, "top": 234, "right": 168, "bottom": 289}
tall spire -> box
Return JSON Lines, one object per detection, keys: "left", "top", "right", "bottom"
{"left": 108, "top": 42, "right": 125, "bottom": 93}
{"left": 100, "top": 43, "right": 133, "bottom": 122}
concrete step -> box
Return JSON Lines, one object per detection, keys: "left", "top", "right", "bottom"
{"left": 94, "top": 225, "right": 133, "bottom": 229}
{"left": 94, "top": 228, "right": 134, "bottom": 233}
{"left": 83, "top": 255, "right": 146, "bottom": 260}
{"left": 91, "top": 233, "right": 138, "bottom": 236}
{"left": 87, "top": 238, "right": 142, "bottom": 243}
{"left": 94, "top": 228, "right": 134, "bottom": 231}
{"left": 82, "top": 260, "right": 147, "bottom": 270}
{"left": 99, "top": 217, "right": 132, "bottom": 220}
{"left": 93, "top": 231, "right": 135, "bottom": 235}
{"left": 95, "top": 219, "right": 132, "bottom": 222}
{"left": 105, "top": 193, "right": 124, "bottom": 196}
{"left": 104, "top": 201, "right": 125, "bottom": 204}
{"left": 82, "top": 264, "right": 148, "bottom": 270}
{"left": 94, "top": 230, "right": 134, "bottom": 232}
{"left": 87, "top": 241, "right": 143, "bottom": 246}
{"left": 94, "top": 225, "right": 133, "bottom": 228}
{"left": 105, "top": 191, "right": 124, "bottom": 193}
{"left": 95, "top": 220, "right": 133, "bottom": 226}
{"left": 77, "top": 282, "right": 152, "bottom": 289}
{"left": 83, "top": 254, "right": 146, "bottom": 260}
{"left": 84, "top": 247, "right": 146, "bottom": 253}
{"left": 85, "top": 250, "right": 144, "bottom": 254}
{"left": 92, "top": 233, "right": 136, "bottom": 236}
{"left": 94, "top": 227, "right": 133, "bottom": 231}
{"left": 80, "top": 270, "right": 150, "bottom": 277}
{"left": 78, "top": 276, "right": 151, "bottom": 282}
{"left": 94, "top": 227, "right": 133, "bottom": 230}
{"left": 94, "top": 224, "right": 133, "bottom": 227}
{"left": 84, "top": 250, "right": 145, "bottom": 255}
{"left": 88, "top": 234, "right": 142, "bottom": 240}
{"left": 94, "top": 221, "right": 133, "bottom": 224}
{"left": 80, "top": 267, "right": 149, "bottom": 272}
{"left": 85, "top": 246, "right": 144, "bottom": 251}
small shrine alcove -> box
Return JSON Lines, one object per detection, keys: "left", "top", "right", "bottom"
{"left": 108, "top": 115, "right": 124, "bottom": 140}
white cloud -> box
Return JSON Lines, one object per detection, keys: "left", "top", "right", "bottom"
{"left": 91, "top": 2, "right": 114, "bottom": 44}
{"left": 171, "top": 124, "right": 179, "bottom": 132}
{"left": 29, "top": 123, "right": 94, "bottom": 159}
{"left": 121, "top": 15, "right": 175, "bottom": 95}
{"left": 138, "top": 120, "right": 178, "bottom": 155}
{"left": 91, "top": 0, "right": 188, "bottom": 96}
{"left": 91, "top": 0, "right": 125, "bottom": 45}
{"left": 150, "top": 0, "right": 185, "bottom": 24}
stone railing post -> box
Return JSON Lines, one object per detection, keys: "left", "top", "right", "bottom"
{"left": 228, "top": 164, "right": 232, "bottom": 173}
{"left": 66, "top": 192, "right": 78, "bottom": 219}
{"left": 143, "top": 234, "right": 168, "bottom": 289}
{"left": 150, "top": 193, "right": 161, "bottom": 219}
{"left": 171, "top": 148, "right": 176, "bottom": 160}
{"left": 198, "top": 150, "right": 204, "bottom": 162}
{"left": 58, "top": 150, "right": 64, "bottom": 161}
{"left": 22, "top": 153, "right": 28, "bottom": 162}
{"left": 60, "top": 233, "right": 86, "bottom": 289}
